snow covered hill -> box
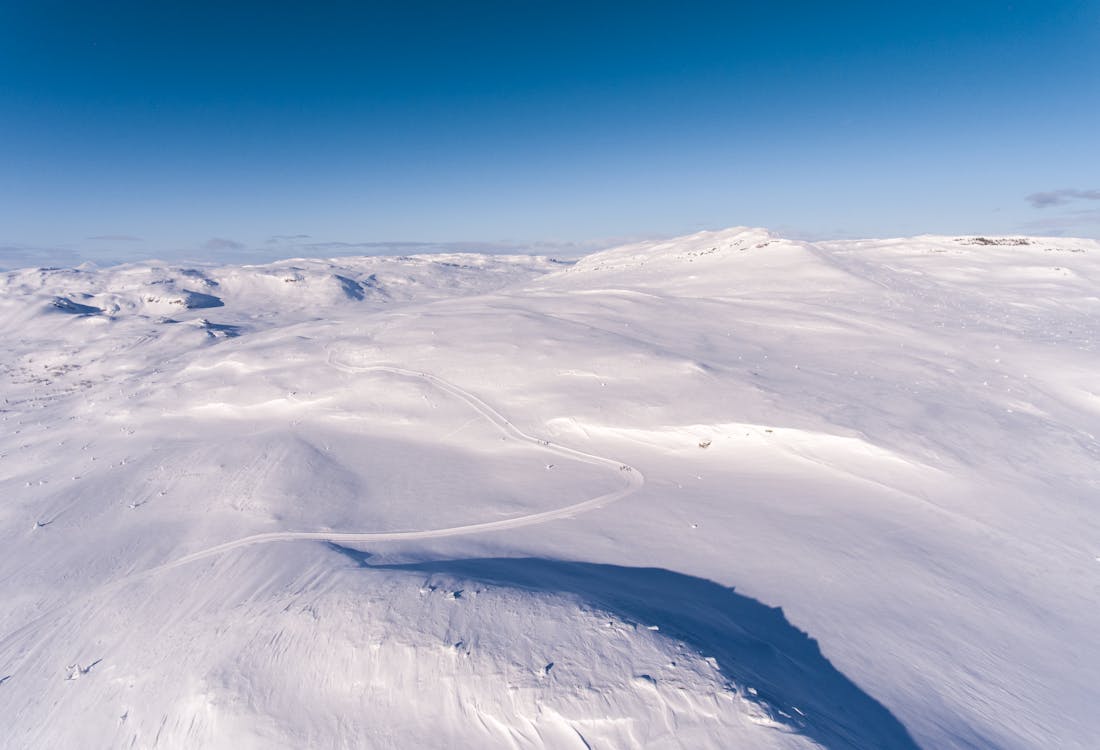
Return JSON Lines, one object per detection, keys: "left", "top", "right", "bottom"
{"left": 1, "top": 227, "right": 1097, "bottom": 748}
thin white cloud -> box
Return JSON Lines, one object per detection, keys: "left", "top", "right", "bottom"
{"left": 286, "top": 235, "right": 654, "bottom": 259}
{"left": 1019, "top": 207, "right": 1100, "bottom": 235}
{"left": 0, "top": 244, "right": 85, "bottom": 271}
{"left": 87, "top": 234, "right": 143, "bottom": 242}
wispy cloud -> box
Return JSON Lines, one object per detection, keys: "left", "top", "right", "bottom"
{"left": 1026, "top": 188, "right": 1100, "bottom": 208}
{"left": 87, "top": 234, "right": 143, "bottom": 242}
{"left": 294, "top": 238, "right": 620, "bottom": 259}
{"left": 0, "top": 244, "right": 85, "bottom": 271}
{"left": 302, "top": 240, "right": 521, "bottom": 254}
{"left": 202, "top": 237, "right": 246, "bottom": 251}
{"left": 154, "top": 237, "right": 609, "bottom": 266}
{"left": 18, "top": 234, "right": 643, "bottom": 269}
{"left": 1019, "top": 207, "right": 1100, "bottom": 236}
{"left": 266, "top": 234, "right": 312, "bottom": 244}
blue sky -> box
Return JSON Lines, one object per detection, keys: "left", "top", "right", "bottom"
{"left": 1, "top": 1, "right": 1098, "bottom": 267}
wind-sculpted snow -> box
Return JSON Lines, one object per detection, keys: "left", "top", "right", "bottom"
{"left": 372, "top": 557, "right": 921, "bottom": 750}
{"left": 0, "top": 545, "right": 823, "bottom": 749}
{"left": 1, "top": 228, "right": 1099, "bottom": 748}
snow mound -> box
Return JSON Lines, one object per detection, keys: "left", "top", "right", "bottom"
{"left": 555, "top": 226, "right": 853, "bottom": 296}
{"left": 0, "top": 542, "right": 917, "bottom": 749}
{"left": 49, "top": 295, "right": 102, "bottom": 316}
{"left": 568, "top": 226, "right": 779, "bottom": 273}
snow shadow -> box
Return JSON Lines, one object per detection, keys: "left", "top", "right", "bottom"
{"left": 359, "top": 553, "right": 921, "bottom": 750}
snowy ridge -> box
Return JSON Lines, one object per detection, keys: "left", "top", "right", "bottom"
{"left": 1, "top": 228, "right": 1099, "bottom": 748}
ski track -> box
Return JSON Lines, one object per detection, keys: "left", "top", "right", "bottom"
{"left": 0, "top": 356, "right": 644, "bottom": 669}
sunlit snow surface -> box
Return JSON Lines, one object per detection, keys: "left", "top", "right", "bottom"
{"left": 1, "top": 229, "right": 1098, "bottom": 749}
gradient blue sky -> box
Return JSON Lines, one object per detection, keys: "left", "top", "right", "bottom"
{"left": 1, "top": 1, "right": 1098, "bottom": 267}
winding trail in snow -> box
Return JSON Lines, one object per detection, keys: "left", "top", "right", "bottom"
{"left": 138, "top": 355, "right": 643, "bottom": 577}
{"left": 0, "top": 355, "right": 644, "bottom": 666}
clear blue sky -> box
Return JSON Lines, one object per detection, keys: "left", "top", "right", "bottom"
{"left": 1, "top": 1, "right": 1098, "bottom": 266}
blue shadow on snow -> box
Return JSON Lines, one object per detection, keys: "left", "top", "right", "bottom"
{"left": 329, "top": 547, "right": 921, "bottom": 750}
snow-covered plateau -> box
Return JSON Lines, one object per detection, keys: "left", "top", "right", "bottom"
{"left": 1, "top": 227, "right": 1098, "bottom": 749}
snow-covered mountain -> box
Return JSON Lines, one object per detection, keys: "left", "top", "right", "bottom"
{"left": 1, "top": 227, "right": 1097, "bottom": 749}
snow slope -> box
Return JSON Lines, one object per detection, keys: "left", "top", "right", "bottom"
{"left": 1, "top": 227, "right": 1098, "bottom": 748}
